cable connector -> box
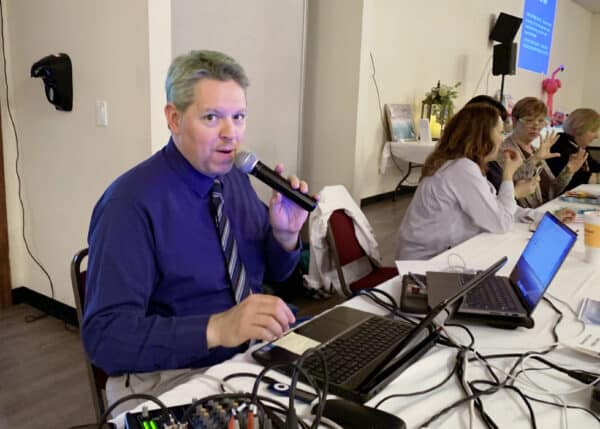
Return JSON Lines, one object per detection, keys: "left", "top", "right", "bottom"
{"left": 568, "top": 369, "right": 600, "bottom": 385}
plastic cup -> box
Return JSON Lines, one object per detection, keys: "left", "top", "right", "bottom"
{"left": 584, "top": 211, "right": 600, "bottom": 263}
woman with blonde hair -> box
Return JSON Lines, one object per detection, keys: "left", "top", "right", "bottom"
{"left": 546, "top": 108, "right": 600, "bottom": 190}
{"left": 498, "top": 97, "right": 587, "bottom": 208}
{"left": 396, "top": 103, "right": 533, "bottom": 260}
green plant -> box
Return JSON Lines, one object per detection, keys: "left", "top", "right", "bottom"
{"left": 423, "top": 80, "right": 461, "bottom": 122}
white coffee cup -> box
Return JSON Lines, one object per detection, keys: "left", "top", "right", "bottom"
{"left": 584, "top": 211, "right": 600, "bottom": 263}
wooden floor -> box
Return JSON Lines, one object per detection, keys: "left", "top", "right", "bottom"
{"left": 0, "top": 304, "right": 96, "bottom": 429}
{"left": 0, "top": 194, "right": 411, "bottom": 429}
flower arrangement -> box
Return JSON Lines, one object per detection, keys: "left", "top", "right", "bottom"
{"left": 422, "top": 80, "right": 461, "bottom": 116}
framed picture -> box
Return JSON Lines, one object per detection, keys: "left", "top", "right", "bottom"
{"left": 385, "top": 104, "right": 416, "bottom": 142}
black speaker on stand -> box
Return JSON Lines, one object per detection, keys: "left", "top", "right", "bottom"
{"left": 489, "top": 13, "right": 522, "bottom": 103}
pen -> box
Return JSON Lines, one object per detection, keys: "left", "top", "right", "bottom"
{"left": 408, "top": 272, "right": 427, "bottom": 289}
{"left": 576, "top": 209, "right": 597, "bottom": 214}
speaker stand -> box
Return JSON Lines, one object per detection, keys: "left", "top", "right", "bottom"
{"left": 499, "top": 74, "right": 506, "bottom": 106}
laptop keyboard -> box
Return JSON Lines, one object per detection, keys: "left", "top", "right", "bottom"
{"left": 462, "top": 275, "right": 521, "bottom": 311}
{"left": 301, "top": 316, "right": 412, "bottom": 385}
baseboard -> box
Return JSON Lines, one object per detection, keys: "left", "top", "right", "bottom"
{"left": 11, "top": 286, "right": 78, "bottom": 327}
{"left": 360, "top": 187, "right": 415, "bottom": 207}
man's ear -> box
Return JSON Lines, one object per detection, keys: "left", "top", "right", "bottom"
{"left": 165, "top": 103, "right": 181, "bottom": 134}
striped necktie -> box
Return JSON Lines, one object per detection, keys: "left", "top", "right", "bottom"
{"left": 210, "top": 179, "right": 249, "bottom": 303}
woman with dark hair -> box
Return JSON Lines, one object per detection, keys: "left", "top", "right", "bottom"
{"left": 546, "top": 108, "right": 600, "bottom": 191}
{"left": 395, "top": 103, "right": 531, "bottom": 260}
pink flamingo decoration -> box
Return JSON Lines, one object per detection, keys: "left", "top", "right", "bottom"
{"left": 542, "top": 65, "right": 564, "bottom": 118}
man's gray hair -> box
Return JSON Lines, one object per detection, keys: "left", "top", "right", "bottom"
{"left": 165, "top": 50, "right": 249, "bottom": 112}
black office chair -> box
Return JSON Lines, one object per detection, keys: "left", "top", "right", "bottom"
{"left": 70, "top": 248, "right": 109, "bottom": 421}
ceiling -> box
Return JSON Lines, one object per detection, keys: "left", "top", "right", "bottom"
{"left": 573, "top": 0, "right": 600, "bottom": 13}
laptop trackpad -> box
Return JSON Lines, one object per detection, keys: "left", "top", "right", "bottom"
{"left": 295, "top": 307, "right": 372, "bottom": 343}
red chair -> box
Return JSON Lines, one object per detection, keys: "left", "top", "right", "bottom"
{"left": 70, "top": 248, "right": 109, "bottom": 421}
{"left": 326, "top": 209, "right": 398, "bottom": 297}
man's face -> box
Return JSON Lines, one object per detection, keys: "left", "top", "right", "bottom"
{"left": 166, "top": 79, "right": 247, "bottom": 177}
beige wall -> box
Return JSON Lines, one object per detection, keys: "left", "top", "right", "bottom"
{"left": 1, "top": 0, "right": 598, "bottom": 305}
{"left": 301, "top": 0, "right": 364, "bottom": 194}
{"left": 583, "top": 13, "right": 600, "bottom": 113}
{"left": 171, "top": 0, "right": 307, "bottom": 202}
{"left": 1, "top": 0, "right": 153, "bottom": 305}
{"left": 302, "top": 0, "right": 598, "bottom": 200}
{"left": 148, "top": 1, "right": 172, "bottom": 153}
{"left": 359, "top": 0, "right": 596, "bottom": 199}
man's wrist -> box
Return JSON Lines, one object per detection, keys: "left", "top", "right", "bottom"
{"left": 206, "top": 313, "right": 222, "bottom": 349}
{"left": 272, "top": 229, "right": 299, "bottom": 252}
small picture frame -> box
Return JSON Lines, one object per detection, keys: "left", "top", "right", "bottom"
{"left": 385, "top": 104, "right": 416, "bottom": 142}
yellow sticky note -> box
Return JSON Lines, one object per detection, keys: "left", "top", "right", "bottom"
{"left": 273, "top": 331, "right": 321, "bottom": 355}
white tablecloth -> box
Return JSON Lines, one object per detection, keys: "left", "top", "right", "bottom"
{"left": 114, "top": 186, "right": 600, "bottom": 428}
{"left": 380, "top": 140, "right": 437, "bottom": 174}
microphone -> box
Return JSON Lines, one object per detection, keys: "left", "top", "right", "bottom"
{"left": 234, "top": 151, "right": 318, "bottom": 212}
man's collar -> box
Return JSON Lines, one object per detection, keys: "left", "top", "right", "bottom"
{"left": 164, "top": 138, "right": 214, "bottom": 197}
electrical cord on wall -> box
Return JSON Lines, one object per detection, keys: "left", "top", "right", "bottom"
{"left": 369, "top": 51, "right": 408, "bottom": 179}
{"left": 0, "top": 0, "right": 57, "bottom": 323}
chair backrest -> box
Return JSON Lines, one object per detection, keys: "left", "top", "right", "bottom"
{"left": 326, "top": 209, "right": 370, "bottom": 296}
{"left": 328, "top": 209, "right": 366, "bottom": 265}
{"left": 70, "top": 248, "right": 108, "bottom": 421}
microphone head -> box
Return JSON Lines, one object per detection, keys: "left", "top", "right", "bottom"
{"left": 234, "top": 150, "right": 258, "bottom": 174}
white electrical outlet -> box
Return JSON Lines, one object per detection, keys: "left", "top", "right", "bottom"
{"left": 96, "top": 100, "right": 108, "bottom": 127}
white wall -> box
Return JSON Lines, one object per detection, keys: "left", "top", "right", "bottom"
{"left": 171, "top": 0, "right": 306, "bottom": 202}
{"left": 359, "top": 0, "right": 595, "bottom": 199}
{"left": 301, "top": 0, "right": 598, "bottom": 200}
{"left": 1, "top": 0, "right": 154, "bottom": 305}
{"left": 301, "top": 0, "right": 364, "bottom": 195}
{"left": 148, "top": 1, "right": 172, "bottom": 153}
{"left": 583, "top": 13, "right": 600, "bottom": 113}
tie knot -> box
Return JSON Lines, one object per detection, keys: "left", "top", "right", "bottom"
{"left": 211, "top": 179, "right": 223, "bottom": 196}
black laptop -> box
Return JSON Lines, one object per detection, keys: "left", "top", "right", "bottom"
{"left": 427, "top": 212, "right": 577, "bottom": 329}
{"left": 252, "top": 257, "right": 507, "bottom": 403}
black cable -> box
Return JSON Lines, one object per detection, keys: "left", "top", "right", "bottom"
{"left": 443, "top": 322, "right": 476, "bottom": 348}
{"left": 374, "top": 353, "right": 461, "bottom": 409}
{"left": 356, "top": 288, "right": 419, "bottom": 325}
{"left": 417, "top": 386, "right": 499, "bottom": 428}
{"left": 220, "top": 372, "right": 278, "bottom": 392}
{"left": 0, "top": 0, "right": 56, "bottom": 322}
{"left": 522, "top": 393, "right": 600, "bottom": 424}
{"left": 96, "top": 393, "right": 171, "bottom": 429}
{"left": 250, "top": 358, "right": 326, "bottom": 429}
{"left": 368, "top": 51, "right": 410, "bottom": 179}
{"left": 456, "top": 350, "right": 499, "bottom": 429}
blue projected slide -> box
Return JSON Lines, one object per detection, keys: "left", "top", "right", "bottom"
{"left": 518, "top": 0, "right": 557, "bottom": 74}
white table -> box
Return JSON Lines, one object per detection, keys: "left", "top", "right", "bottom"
{"left": 115, "top": 187, "right": 600, "bottom": 428}
{"left": 380, "top": 140, "right": 437, "bottom": 197}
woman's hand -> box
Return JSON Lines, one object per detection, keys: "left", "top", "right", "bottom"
{"left": 514, "top": 177, "right": 540, "bottom": 198}
{"left": 502, "top": 149, "right": 524, "bottom": 181}
{"left": 554, "top": 207, "right": 576, "bottom": 223}
{"left": 566, "top": 148, "right": 588, "bottom": 173}
{"left": 533, "top": 131, "right": 560, "bottom": 163}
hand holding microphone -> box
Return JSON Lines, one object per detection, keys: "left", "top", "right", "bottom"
{"left": 235, "top": 150, "right": 318, "bottom": 251}
{"left": 234, "top": 151, "right": 318, "bottom": 212}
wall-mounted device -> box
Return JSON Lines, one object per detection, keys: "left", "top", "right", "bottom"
{"left": 30, "top": 53, "right": 72, "bottom": 111}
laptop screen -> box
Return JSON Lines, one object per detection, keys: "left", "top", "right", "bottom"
{"left": 510, "top": 212, "right": 577, "bottom": 309}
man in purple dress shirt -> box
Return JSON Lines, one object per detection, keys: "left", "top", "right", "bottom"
{"left": 82, "top": 50, "right": 312, "bottom": 408}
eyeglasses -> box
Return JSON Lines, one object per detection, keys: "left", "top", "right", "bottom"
{"left": 518, "top": 117, "right": 550, "bottom": 127}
